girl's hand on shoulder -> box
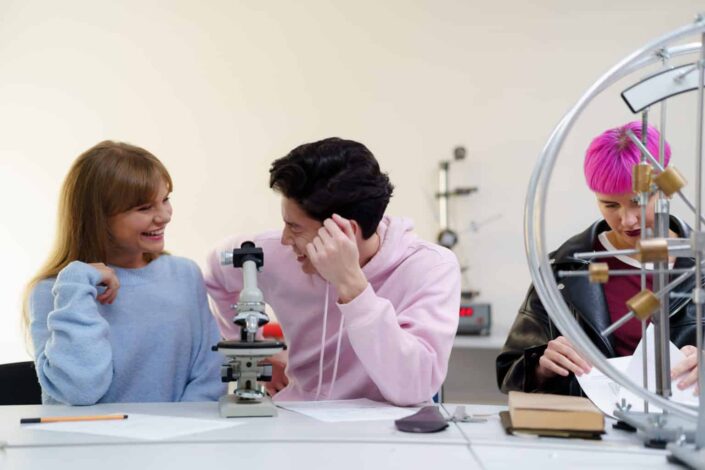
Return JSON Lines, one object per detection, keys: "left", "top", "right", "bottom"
{"left": 89, "top": 263, "right": 120, "bottom": 304}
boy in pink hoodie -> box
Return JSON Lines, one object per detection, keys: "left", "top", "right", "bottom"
{"left": 205, "top": 138, "right": 460, "bottom": 406}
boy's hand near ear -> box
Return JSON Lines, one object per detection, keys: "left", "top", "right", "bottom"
{"left": 306, "top": 214, "right": 369, "bottom": 303}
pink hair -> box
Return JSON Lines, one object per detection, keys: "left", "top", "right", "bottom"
{"left": 584, "top": 121, "right": 671, "bottom": 194}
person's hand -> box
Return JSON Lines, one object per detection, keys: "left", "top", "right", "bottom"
{"left": 536, "top": 336, "right": 592, "bottom": 382}
{"left": 306, "top": 214, "right": 368, "bottom": 303}
{"left": 260, "top": 355, "right": 289, "bottom": 396}
{"left": 89, "top": 263, "right": 120, "bottom": 304}
{"left": 671, "top": 345, "right": 700, "bottom": 394}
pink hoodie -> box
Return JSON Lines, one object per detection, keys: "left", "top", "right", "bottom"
{"left": 204, "top": 216, "right": 460, "bottom": 406}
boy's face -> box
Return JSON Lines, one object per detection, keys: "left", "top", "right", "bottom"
{"left": 280, "top": 197, "right": 324, "bottom": 274}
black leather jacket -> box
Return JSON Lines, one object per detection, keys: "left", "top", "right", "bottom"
{"left": 496, "top": 217, "right": 700, "bottom": 396}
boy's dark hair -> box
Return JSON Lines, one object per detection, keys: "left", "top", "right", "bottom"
{"left": 269, "top": 137, "right": 394, "bottom": 239}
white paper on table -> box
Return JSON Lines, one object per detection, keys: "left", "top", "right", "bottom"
{"left": 618, "top": 324, "right": 698, "bottom": 411}
{"left": 276, "top": 398, "right": 419, "bottom": 422}
{"left": 576, "top": 355, "right": 632, "bottom": 418}
{"left": 576, "top": 324, "right": 698, "bottom": 417}
{"left": 28, "top": 413, "right": 244, "bottom": 440}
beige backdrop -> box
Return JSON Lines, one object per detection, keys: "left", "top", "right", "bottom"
{"left": 1, "top": 0, "right": 704, "bottom": 362}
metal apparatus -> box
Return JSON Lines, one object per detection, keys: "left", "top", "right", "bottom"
{"left": 525, "top": 15, "right": 705, "bottom": 468}
{"left": 436, "top": 146, "right": 478, "bottom": 251}
{"left": 436, "top": 147, "right": 491, "bottom": 334}
{"left": 213, "top": 241, "right": 286, "bottom": 418}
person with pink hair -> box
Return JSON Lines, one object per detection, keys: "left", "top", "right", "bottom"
{"left": 497, "top": 121, "right": 701, "bottom": 396}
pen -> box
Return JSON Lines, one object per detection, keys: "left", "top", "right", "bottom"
{"left": 20, "top": 414, "right": 128, "bottom": 424}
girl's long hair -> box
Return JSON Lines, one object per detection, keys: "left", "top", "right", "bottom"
{"left": 22, "top": 141, "right": 173, "bottom": 350}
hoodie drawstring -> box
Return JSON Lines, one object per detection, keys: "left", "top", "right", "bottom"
{"left": 314, "top": 283, "right": 345, "bottom": 400}
{"left": 314, "top": 284, "right": 330, "bottom": 400}
{"left": 328, "top": 315, "right": 345, "bottom": 399}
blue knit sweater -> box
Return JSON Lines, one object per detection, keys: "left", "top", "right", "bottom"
{"left": 29, "top": 255, "right": 225, "bottom": 405}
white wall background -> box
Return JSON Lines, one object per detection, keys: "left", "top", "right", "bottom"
{"left": 1, "top": 0, "right": 704, "bottom": 362}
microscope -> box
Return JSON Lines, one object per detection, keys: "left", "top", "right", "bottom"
{"left": 213, "top": 241, "right": 286, "bottom": 418}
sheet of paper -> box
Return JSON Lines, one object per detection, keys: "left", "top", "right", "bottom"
{"left": 619, "top": 324, "right": 698, "bottom": 410}
{"left": 276, "top": 398, "right": 419, "bottom": 422}
{"left": 576, "top": 324, "right": 698, "bottom": 417}
{"left": 28, "top": 413, "right": 244, "bottom": 440}
{"left": 575, "top": 356, "right": 631, "bottom": 417}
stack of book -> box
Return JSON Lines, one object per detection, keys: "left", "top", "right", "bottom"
{"left": 501, "top": 391, "right": 605, "bottom": 439}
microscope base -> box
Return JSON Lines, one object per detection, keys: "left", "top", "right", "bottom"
{"left": 218, "top": 394, "right": 279, "bottom": 418}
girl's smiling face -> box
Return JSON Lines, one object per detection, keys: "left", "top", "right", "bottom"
{"left": 107, "top": 180, "right": 172, "bottom": 268}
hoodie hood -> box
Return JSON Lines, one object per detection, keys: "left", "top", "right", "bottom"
{"left": 362, "top": 216, "right": 418, "bottom": 282}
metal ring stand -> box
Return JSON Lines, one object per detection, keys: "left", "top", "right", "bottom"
{"left": 525, "top": 14, "right": 705, "bottom": 468}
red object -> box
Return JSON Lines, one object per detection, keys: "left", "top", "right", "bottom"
{"left": 263, "top": 322, "right": 284, "bottom": 339}
{"left": 459, "top": 306, "right": 474, "bottom": 317}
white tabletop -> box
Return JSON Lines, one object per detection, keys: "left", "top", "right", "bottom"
{"left": 0, "top": 401, "right": 682, "bottom": 470}
{"left": 451, "top": 404, "right": 676, "bottom": 469}
{"left": 0, "top": 401, "right": 466, "bottom": 447}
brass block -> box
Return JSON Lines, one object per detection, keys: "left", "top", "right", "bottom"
{"left": 626, "top": 290, "right": 660, "bottom": 321}
{"left": 632, "top": 163, "right": 653, "bottom": 193}
{"left": 636, "top": 238, "right": 669, "bottom": 263}
{"left": 654, "top": 166, "right": 687, "bottom": 196}
{"left": 588, "top": 263, "right": 609, "bottom": 283}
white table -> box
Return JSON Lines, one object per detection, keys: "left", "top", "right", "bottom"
{"left": 0, "top": 402, "right": 682, "bottom": 469}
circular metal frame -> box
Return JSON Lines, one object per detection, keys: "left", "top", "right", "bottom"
{"left": 525, "top": 18, "right": 705, "bottom": 421}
